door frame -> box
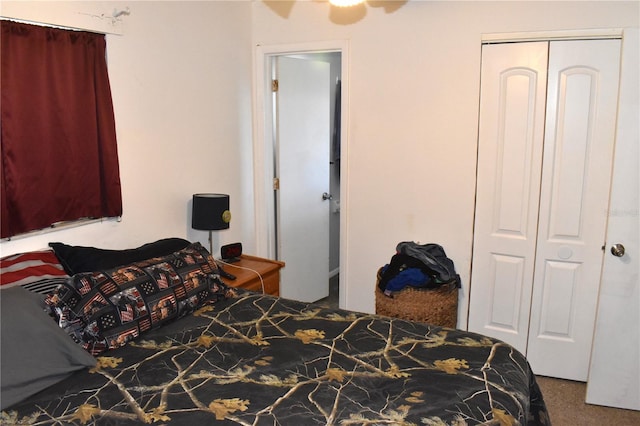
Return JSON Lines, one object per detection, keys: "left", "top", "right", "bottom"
{"left": 252, "top": 40, "right": 350, "bottom": 308}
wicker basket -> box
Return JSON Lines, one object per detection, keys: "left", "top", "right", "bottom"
{"left": 375, "top": 268, "right": 458, "bottom": 328}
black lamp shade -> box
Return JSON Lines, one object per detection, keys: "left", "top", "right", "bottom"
{"left": 192, "top": 194, "right": 230, "bottom": 230}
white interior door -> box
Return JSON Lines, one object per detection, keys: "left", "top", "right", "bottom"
{"left": 276, "top": 56, "right": 330, "bottom": 302}
{"left": 468, "top": 42, "right": 549, "bottom": 352}
{"left": 470, "top": 39, "right": 622, "bottom": 381}
{"left": 586, "top": 29, "right": 639, "bottom": 410}
{"left": 526, "top": 39, "right": 621, "bottom": 381}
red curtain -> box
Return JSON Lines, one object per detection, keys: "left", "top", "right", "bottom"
{"left": 1, "top": 20, "right": 122, "bottom": 238}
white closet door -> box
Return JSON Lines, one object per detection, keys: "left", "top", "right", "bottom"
{"left": 470, "top": 39, "right": 621, "bottom": 381}
{"left": 526, "top": 39, "right": 621, "bottom": 380}
{"left": 527, "top": 40, "right": 620, "bottom": 381}
{"left": 468, "top": 42, "right": 548, "bottom": 353}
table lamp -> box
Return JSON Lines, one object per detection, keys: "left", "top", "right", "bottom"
{"left": 191, "top": 193, "right": 236, "bottom": 280}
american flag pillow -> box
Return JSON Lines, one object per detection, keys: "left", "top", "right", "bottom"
{"left": 44, "top": 242, "right": 232, "bottom": 355}
{"left": 0, "top": 250, "right": 69, "bottom": 293}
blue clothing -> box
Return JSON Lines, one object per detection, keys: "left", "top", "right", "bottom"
{"left": 382, "top": 267, "right": 431, "bottom": 296}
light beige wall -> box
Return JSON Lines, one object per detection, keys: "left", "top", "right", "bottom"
{"left": 251, "top": 1, "right": 640, "bottom": 316}
{"left": 1, "top": 1, "right": 638, "bottom": 323}
{"left": 0, "top": 1, "right": 254, "bottom": 256}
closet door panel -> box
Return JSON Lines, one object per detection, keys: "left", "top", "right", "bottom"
{"left": 537, "top": 260, "right": 580, "bottom": 336}
{"left": 548, "top": 71, "right": 593, "bottom": 236}
{"left": 527, "top": 39, "right": 621, "bottom": 381}
{"left": 468, "top": 42, "right": 548, "bottom": 353}
{"left": 488, "top": 254, "right": 526, "bottom": 331}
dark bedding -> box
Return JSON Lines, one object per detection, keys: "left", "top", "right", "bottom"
{"left": 2, "top": 289, "right": 549, "bottom": 425}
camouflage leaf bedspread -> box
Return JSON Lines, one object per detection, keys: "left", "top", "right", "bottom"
{"left": 3, "top": 290, "right": 550, "bottom": 425}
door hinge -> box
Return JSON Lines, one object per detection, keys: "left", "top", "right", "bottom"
{"left": 272, "top": 79, "right": 279, "bottom": 92}
{"left": 273, "top": 177, "right": 280, "bottom": 190}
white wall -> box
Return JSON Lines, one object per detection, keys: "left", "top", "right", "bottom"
{"left": 250, "top": 1, "right": 640, "bottom": 318}
{"left": 0, "top": 1, "right": 254, "bottom": 257}
{"left": 1, "top": 1, "right": 638, "bottom": 324}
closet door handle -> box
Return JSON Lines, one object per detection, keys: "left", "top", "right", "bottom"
{"left": 611, "top": 243, "right": 625, "bottom": 257}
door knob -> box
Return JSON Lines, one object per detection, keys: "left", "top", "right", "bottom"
{"left": 611, "top": 243, "right": 625, "bottom": 257}
{"left": 322, "top": 192, "right": 332, "bottom": 201}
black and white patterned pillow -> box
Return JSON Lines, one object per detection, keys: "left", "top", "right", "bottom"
{"left": 45, "top": 243, "right": 232, "bottom": 355}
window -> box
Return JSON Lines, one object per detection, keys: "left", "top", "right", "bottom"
{"left": 1, "top": 20, "right": 122, "bottom": 239}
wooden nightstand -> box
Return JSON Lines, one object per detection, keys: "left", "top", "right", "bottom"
{"left": 218, "top": 255, "right": 284, "bottom": 296}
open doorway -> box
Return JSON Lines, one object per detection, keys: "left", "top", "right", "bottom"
{"left": 253, "top": 42, "right": 347, "bottom": 308}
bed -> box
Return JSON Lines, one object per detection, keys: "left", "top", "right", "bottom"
{"left": 0, "top": 239, "right": 550, "bottom": 425}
